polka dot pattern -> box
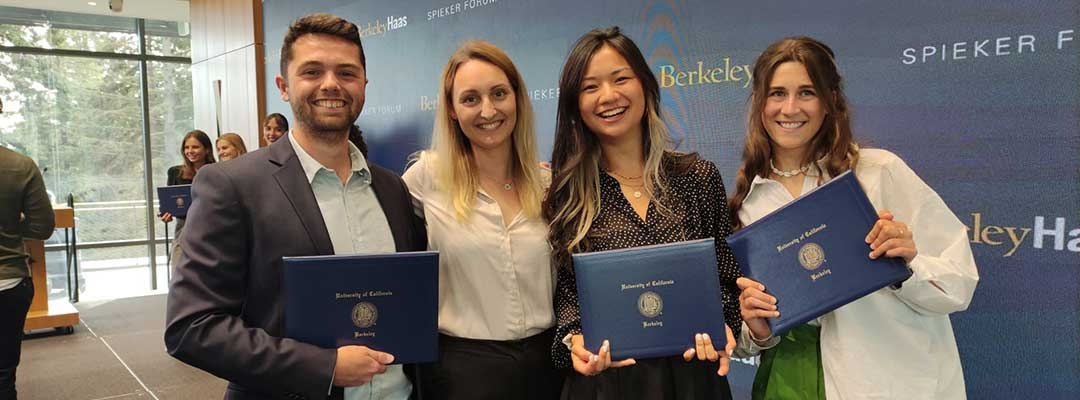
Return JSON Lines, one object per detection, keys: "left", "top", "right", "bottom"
{"left": 552, "top": 155, "right": 743, "bottom": 368}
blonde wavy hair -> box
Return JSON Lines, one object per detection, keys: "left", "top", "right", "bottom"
{"left": 425, "top": 40, "right": 545, "bottom": 221}
{"left": 216, "top": 132, "right": 248, "bottom": 160}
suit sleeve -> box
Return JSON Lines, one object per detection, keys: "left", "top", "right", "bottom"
{"left": 163, "top": 165, "right": 336, "bottom": 400}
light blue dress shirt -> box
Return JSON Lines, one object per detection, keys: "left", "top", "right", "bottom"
{"left": 289, "top": 135, "right": 411, "bottom": 400}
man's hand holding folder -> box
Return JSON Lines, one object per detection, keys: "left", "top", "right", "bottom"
{"left": 333, "top": 346, "right": 396, "bottom": 386}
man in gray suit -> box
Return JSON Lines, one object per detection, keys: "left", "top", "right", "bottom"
{"left": 164, "top": 13, "right": 426, "bottom": 400}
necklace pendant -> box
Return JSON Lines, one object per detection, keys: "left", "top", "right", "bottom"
{"left": 503, "top": 183, "right": 513, "bottom": 191}
{"left": 633, "top": 190, "right": 643, "bottom": 199}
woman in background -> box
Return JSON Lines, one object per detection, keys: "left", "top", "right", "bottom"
{"left": 216, "top": 132, "right": 248, "bottom": 161}
{"left": 732, "top": 36, "right": 978, "bottom": 399}
{"left": 161, "top": 129, "right": 215, "bottom": 270}
{"left": 263, "top": 113, "right": 289, "bottom": 144}
{"left": 402, "top": 40, "right": 561, "bottom": 399}
{"left": 543, "top": 27, "right": 740, "bottom": 400}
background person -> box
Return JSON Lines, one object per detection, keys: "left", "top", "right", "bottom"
{"left": 0, "top": 145, "right": 55, "bottom": 400}
{"left": 216, "top": 132, "right": 248, "bottom": 161}
{"left": 264, "top": 112, "right": 289, "bottom": 144}
{"left": 161, "top": 129, "right": 215, "bottom": 270}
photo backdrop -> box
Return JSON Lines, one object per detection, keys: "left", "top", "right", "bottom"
{"left": 262, "top": 1, "right": 1080, "bottom": 398}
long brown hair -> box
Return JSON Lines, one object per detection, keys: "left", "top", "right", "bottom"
{"left": 542, "top": 27, "right": 692, "bottom": 270}
{"left": 180, "top": 129, "right": 215, "bottom": 180}
{"left": 728, "top": 37, "right": 858, "bottom": 228}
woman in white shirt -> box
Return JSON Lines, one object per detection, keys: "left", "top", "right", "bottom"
{"left": 402, "top": 40, "right": 561, "bottom": 399}
{"left": 730, "top": 37, "right": 979, "bottom": 399}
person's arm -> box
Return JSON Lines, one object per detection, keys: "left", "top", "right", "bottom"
{"left": 163, "top": 165, "right": 336, "bottom": 400}
{"left": 161, "top": 166, "right": 182, "bottom": 223}
{"left": 871, "top": 154, "right": 979, "bottom": 315}
{"left": 20, "top": 160, "right": 54, "bottom": 240}
{"left": 552, "top": 262, "right": 583, "bottom": 369}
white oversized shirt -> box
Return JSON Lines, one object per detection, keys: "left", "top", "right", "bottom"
{"left": 402, "top": 153, "right": 555, "bottom": 340}
{"left": 737, "top": 148, "right": 979, "bottom": 400}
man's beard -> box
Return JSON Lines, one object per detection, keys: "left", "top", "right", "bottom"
{"left": 291, "top": 100, "right": 360, "bottom": 143}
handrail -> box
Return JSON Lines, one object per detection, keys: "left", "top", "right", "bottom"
{"left": 44, "top": 237, "right": 171, "bottom": 251}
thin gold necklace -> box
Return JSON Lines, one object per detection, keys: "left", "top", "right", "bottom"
{"left": 607, "top": 170, "right": 642, "bottom": 181}
{"left": 607, "top": 170, "right": 646, "bottom": 199}
{"left": 481, "top": 175, "right": 513, "bottom": 191}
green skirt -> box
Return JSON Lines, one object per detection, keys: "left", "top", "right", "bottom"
{"left": 751, "top": 324, "right": 826, "bottom": 400}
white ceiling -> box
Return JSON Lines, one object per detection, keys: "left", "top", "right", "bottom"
{"left": 0, "top": 0, "right": 190, "bottom": 22}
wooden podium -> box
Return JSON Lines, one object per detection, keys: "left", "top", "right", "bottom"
{"left": 24, "top": 207, "right": 79, "bottom": 332}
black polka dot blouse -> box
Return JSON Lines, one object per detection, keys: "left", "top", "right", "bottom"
{"left": 551, "top": 154, "right": 743, "bottom": 369}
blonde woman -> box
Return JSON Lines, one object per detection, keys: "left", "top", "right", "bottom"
{"left": 402, "top": 41, "right": 561, "bottom": 399}
{"left": 216, "top": 132, "right": 248, "bottom": 161}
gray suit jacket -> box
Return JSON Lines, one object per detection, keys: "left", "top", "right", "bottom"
{"left": 164, "top": 136, "right": 426, "bottom": 400}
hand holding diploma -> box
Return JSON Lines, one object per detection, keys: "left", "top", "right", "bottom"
{"left": 737, "top": 277, "right": 779, "bottom": 342}
{"left": 332, "top": 345, "right": 395, "bottom": 387}
{"left": 570, "top": 335, "right": 636, "bottom": 376}
{"left": 682, "top": 325, "right": 737, "bottom": 376}
{"left": 866, "top": 210, "right": 918, "bottom": 263}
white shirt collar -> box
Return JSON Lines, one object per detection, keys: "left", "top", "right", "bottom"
{"left": 287, "top": 130, "right": 370, "bottom": 184}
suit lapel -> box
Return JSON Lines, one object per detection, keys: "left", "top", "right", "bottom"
{"left": 268, "top": 137, "right": 334, "bottom": 256}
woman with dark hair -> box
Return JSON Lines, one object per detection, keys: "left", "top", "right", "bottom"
{"left": 404, "top": 40, "right": 559, "bottom": 400}
{"left": 263, "top": 113, "right": 289, "bottom": 144}
{"left": 732, "top": 37, "right": 978, "bottom": 399}
{"left": 543, "top": 27, "right": 740, "bottom": 399}
{"left": 161, "top": 129, "right": 215, "bottom": 269}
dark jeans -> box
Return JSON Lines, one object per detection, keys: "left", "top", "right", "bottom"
{"left": 0, "top": 278, "right": 34, "bottom": 400}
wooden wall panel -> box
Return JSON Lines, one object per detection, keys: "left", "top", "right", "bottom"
{"left": 204, "top": 0, "right": 226, "bottom": 59}
{"left": 190, "top": 62, "right": 213, "bottom": 134}
{"left": 190, "top": 0, "right": 265, "bottom": 151}
{"left": 189, "top": 0, "right": 207, "bottom": 63}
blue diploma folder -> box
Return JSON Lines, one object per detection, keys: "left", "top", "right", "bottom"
{"left": 572, "top": 238, "right": 727, "bottom": 360}
{"left": 283, "top": 251, "right": 439, "bottom": 364}
{"left": 156, "top": 185, "right": 191, "bottom": 217}
{"left": 727, "top": 170, "right": 910, "bottom": 337}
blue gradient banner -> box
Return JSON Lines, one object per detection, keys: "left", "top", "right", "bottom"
{"left": 263, "top": 1, "right": 1080, "bottom": 398}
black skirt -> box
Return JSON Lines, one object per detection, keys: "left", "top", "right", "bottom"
{"left": 560, "top": 356, "right": 733, "bottom": 400}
